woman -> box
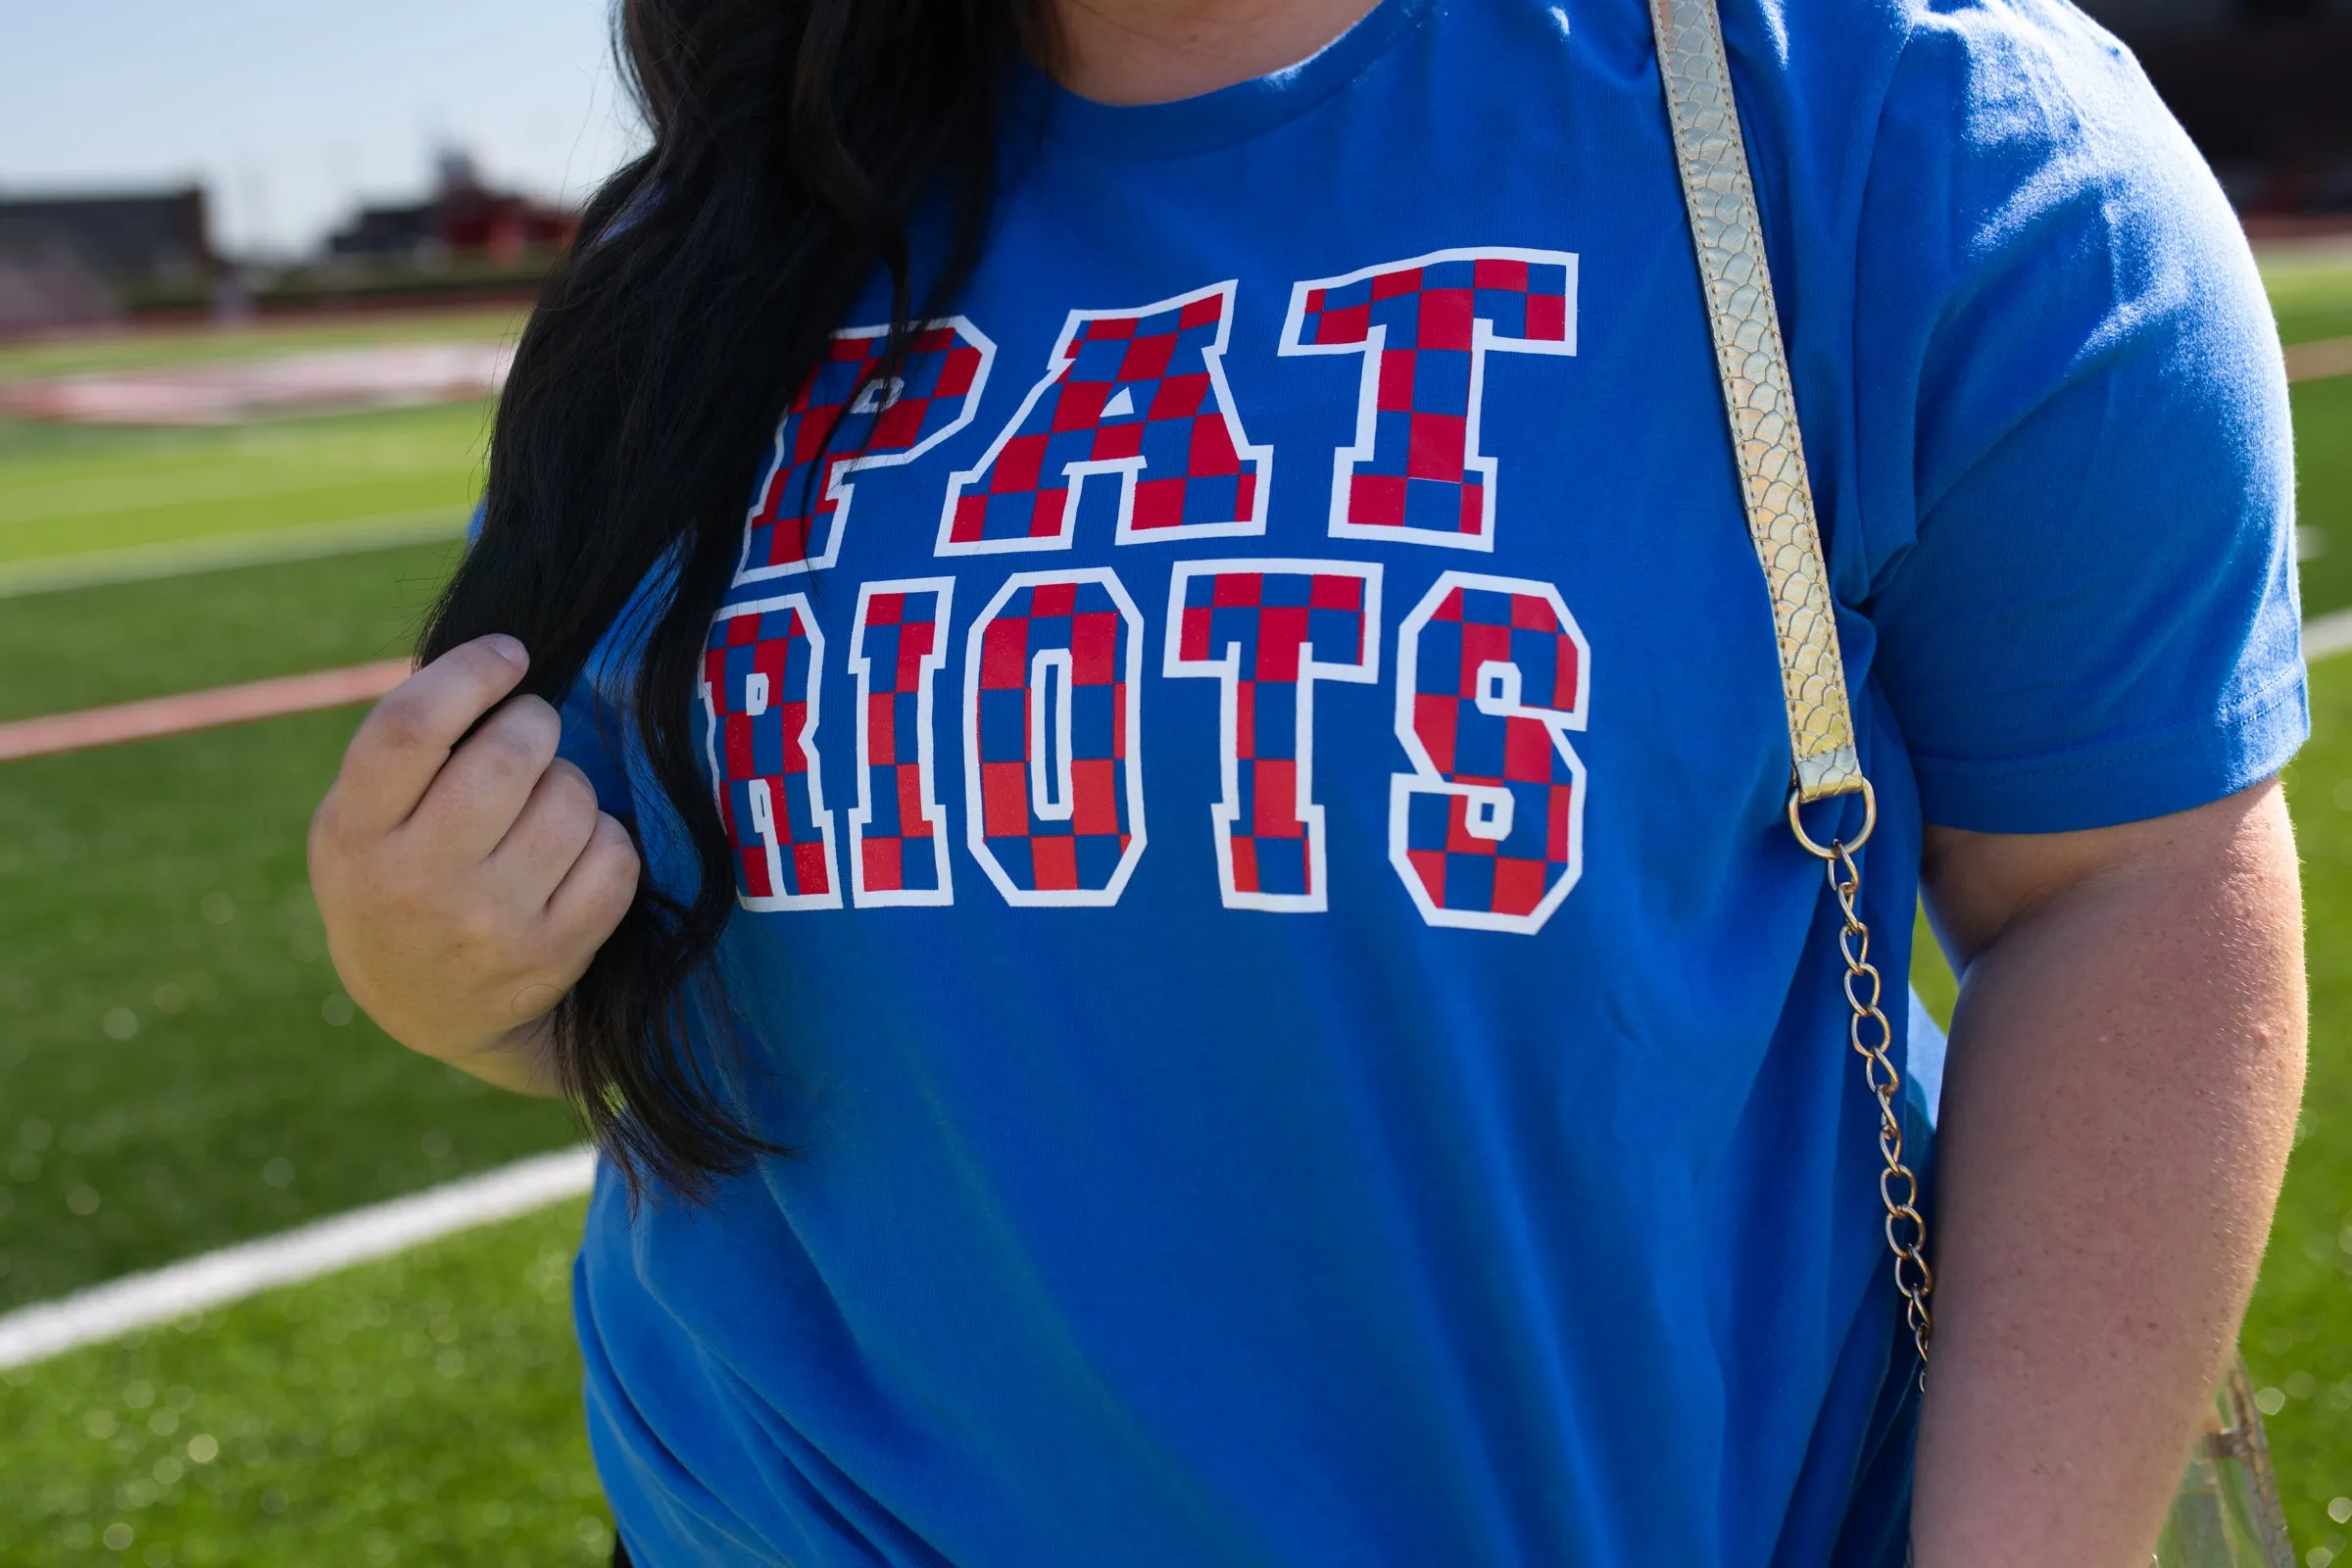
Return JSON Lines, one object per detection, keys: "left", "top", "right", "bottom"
{"left": 309, "top": 0, "right": 2308, "bottom": 1561}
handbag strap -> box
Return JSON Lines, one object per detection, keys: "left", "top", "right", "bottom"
{"left": 1649, "top": 0, "right": 1935, "bottom": 1368}
{"left": 1650, "top": 0, "right": 1861, "bottom": 806}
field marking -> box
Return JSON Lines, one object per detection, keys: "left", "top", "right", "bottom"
{"left": 2288, "top": 335, "right": 2352, "bottom": 384}
{"left": 0, "top": 1148, "right": 595, "bottom": 1373}
{"left": 0, "top": 660, "right": 411, "bottom": 761}
{"left": 0, "top": 507, "right": 466, "bottom": 600}
{"left": 2307, "top": 609, "right": 2352, "bottom": 662}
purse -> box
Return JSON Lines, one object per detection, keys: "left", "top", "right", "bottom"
{"left": 1646, "top": 2, "right": 2297, "bottom": 1560}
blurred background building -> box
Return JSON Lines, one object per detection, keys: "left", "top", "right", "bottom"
{"left": 326, "top": 151, "right": 577, "bottom": 270}
{"left": 2082, "top": 0, "right": 2352, "bottom": 225}
{"left": 0, "top": 148, "right": 575, "bottom": 337}
{"left": 0, "top": 188, "right": 215, "bottom": 335}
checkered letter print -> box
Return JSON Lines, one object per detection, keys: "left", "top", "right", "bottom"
{"left": 962, "top": 570, "right": 1148, "bottom": 905}
{"left": 1390, "top": 573, "right": 1588, "bottom": 933}
{"left": 936, "top": 282, "right": 1270, "bottom": 555}
{"left": 700, "top": 595, "right": 842, "bottom": 910}
{"left": 737, "top": 318, "right": 994, "bottom": 584}
{"left": 1163, "top": 561, "right": 1382, "bottom": 912}
{"left": 1278, "top": 250, "right": 1576, "bottom": 551}
{"left": 847, "top": 579, "right": 956, "bottom": 907}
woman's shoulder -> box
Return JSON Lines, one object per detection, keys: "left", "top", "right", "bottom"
{"left": 1748, "top": 0, "right": 2141, "bottom": 74}
{"left": 1722, "top": 0, "right": 2169, "bottom": 151}
{"left": 1721, "top": 0, "right": 2229, "bottom": 279}
{"left": 1763, "top": 0, "right": 2180, "bottom": 161}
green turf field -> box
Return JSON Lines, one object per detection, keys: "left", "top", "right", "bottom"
{"left": 2298, "top": 374, "right": 2352, "bottom": 620}
{"left": 0, "top": 402, "right": 487, "bottom": 569}
{"left": 2265, "top": 255, "right": 2352, "bottom": 348}
{"left": 0, "top": 541, "right": 460, "bottom": 724}
{"left": 2266, "top": 252, "right": 2352, "bottom": 629}
{"left": 0, "top": 700, "right": 579, "bottom": 1311}
{"left": 0, "top": 1200, "right": 607, "bottom": 1567}
{"left": 0, "top": 523, "right": 569, "bottom": 1317}
{"left": 0, "top": 265, "right": 2346, "bottom": 1562}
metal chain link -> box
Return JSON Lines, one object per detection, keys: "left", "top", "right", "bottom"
{"left": 1790, "top": 784, "right": 1935, "bottom": 1372}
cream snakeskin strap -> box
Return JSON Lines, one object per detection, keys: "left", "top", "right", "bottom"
{"left": 1650, "top": 0, "right": 1936, "bottom": 1373}
{"left": 1650, "top": 0, "right": 1862, "bottom": 805}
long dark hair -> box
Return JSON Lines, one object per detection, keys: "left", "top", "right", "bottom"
{"left": 419, "top": 0, "right": 1054, "bottom": 1194}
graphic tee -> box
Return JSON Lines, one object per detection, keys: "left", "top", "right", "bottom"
{"left": 561, "top": 0, "right": 2306, "bottom": 1561}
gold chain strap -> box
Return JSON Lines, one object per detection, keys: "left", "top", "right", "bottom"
{"left": 1788, "top": 787, "right": 1935, "bottom": 1366}
{"left": 1651, "top": 0, "right": 1935, "bottom": 1367}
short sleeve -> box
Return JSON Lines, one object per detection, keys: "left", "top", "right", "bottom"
{"left": 1851, "top": 0, "right": 2305, "bottom": 834}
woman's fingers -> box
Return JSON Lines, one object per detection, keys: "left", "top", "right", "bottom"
{"left": 326, "top": 636, "right": 529, "bottom": 836}
{"left": 486, "top": 758, "right": 604, "bottom": 905}
{"left": 543, "top": 811, "right": 642, "bottom": 955}
{"left": 403, "top": 692, "right": 564, "bottom": 864}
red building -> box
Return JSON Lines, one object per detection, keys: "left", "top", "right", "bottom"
{"left": 327, "top": 152, "right": 576, "bottom": 266}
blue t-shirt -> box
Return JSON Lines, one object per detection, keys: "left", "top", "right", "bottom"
{"left": 562, "top": 0, "right": 2304, "bottom": 1560}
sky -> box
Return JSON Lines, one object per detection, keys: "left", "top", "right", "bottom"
{"left": 0, "top": 0, "right": 645, "bottom": 258}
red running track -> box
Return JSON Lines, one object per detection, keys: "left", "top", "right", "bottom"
{"left": 2287, "top": 334, "right": 2352, "bottom": 385}
{"left": 0, "top": 660, "right": 411, "bottom": 763}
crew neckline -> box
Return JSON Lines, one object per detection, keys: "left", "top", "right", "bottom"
{"left": 1021, "top": 0, "right": 1435, "bottom": 161}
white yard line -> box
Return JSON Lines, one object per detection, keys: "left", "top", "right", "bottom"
{"left": 2307, "top": 609, "right": 2352, "bottom": 663}
{"left": 0, "top": 1147, "right": 594, "bottom": 1373}
{"left": 0, "top": 507, "right": 467, "bottom": 601}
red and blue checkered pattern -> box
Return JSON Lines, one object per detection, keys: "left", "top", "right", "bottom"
{"left": 1166, "top": 561, "right": 1381, "bottom": 910}
{"left": 1282, "top": 250, "right": 1574, "bottom": 550}
{"left": 848, "top": 580, "right": 954, "bottom": 906}
{"left": 939, "top": 283, "right": 1267, "bottom": 553}
{"left": 963, "top": 572, "right": 1145, "bottom": 903}
{"left": 739, "top": 320, "right": 992, "bottom": 583}
{"left": 1393, "top": 574, "right": 1586, "bottom": 931}
{"left": 701, "top": 595, "right": 839, "bottom": 908}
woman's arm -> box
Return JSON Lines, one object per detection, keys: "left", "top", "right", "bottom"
{"left": 308, "top": 636, "right": 641, "bottom": 1099}
{"left": 1911, "top": 779, "right": 2306, "bottom": 1565}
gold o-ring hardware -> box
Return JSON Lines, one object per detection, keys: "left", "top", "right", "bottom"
{"left": 1787, "top": 776, "right": 1876, "bottom": 860}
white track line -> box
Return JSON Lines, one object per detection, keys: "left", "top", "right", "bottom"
{"left": 2307, "top": 609, "right": 2352, "bottom": 663}
{"left": 0, "top": 1147, "right": 595, "bottom": 1372}
{"left": 0, "top": 508, "right": 467, "bottom": 601}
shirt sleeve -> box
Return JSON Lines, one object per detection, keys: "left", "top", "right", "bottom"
{"left": 1850, "top": 0, "right": 2305, "bottom": 834}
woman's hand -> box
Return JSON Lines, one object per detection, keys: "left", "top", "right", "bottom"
{"left": 308, "top": 635, "right": 641, "bottom": 1097}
